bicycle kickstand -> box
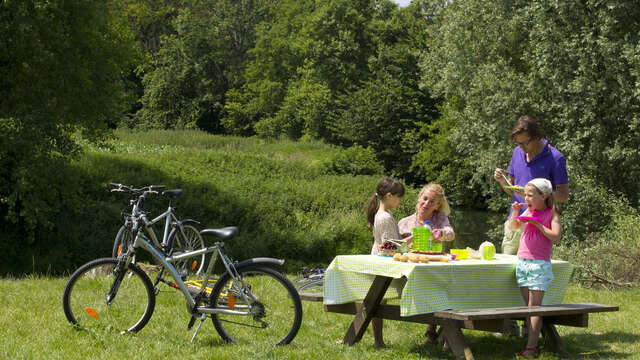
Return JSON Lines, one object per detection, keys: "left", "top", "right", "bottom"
{"left": 190, "top": 313, "right": 207, "bottom": 342}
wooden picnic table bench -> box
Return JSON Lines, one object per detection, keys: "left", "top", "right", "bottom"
{"left": 299, "top": 291, "right": 324, "bottom": 302}
{"left": 318, "top": 274, "right": 618, "bottom": 360}
{"left": 432, "top": 303, "right": 619, "bottom": 359}
{"left": 320, "top": 255, "right": 619, "bottom": 359}
{"left": 323, "top": 298, "right": 618, "bottom": 359}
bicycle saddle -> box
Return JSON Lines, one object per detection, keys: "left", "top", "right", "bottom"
{"left": 162, "top": 189, "right": 182, "bottom": 197}
{"left": 200, "top": 227, "right": 239, "bottom": 240}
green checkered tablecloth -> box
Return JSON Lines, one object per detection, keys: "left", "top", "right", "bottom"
{"left": 323, "top": 254, "right": 573, "bottom": 317}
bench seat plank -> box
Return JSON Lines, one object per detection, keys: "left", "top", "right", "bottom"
{"left": 434, "top": 303, "right": 619, "bottom": 321}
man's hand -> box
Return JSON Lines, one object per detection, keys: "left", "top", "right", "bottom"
{"left": 493, "top": 168, "right": 510, "bottom": 185}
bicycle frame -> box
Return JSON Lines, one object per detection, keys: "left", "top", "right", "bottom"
{"left": 140, "top": 206, "right": 181, "bottom": 249}
{"left": 129, "top": 230, "right": 253, "bottom": 316}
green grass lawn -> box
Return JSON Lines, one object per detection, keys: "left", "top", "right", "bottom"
{"left": 1, "top": 275, "right": 637, "bottom": 360}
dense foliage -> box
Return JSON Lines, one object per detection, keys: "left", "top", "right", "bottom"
{"left": 0, "top": 0, "right": 137, "bottom": 242}
{"left": 2, "top": 0, "right": 640, "bottom": 284}
{"left": 421, "top": 0, "right": 640, "bottom": 244}
{"left": 0, "top": 130, "right": 412, "bottom": 275}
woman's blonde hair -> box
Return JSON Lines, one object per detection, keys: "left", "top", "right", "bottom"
{"left": 416, "top": 183, "right": 451, "bottom": 216}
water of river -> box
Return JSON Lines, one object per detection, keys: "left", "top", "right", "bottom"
{"left": 447, "top": 209, "right": 505, "bottom": 250}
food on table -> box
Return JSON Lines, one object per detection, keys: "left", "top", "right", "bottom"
{"left": 393, "top": 253, "right": 410, "bottom": 262}
{"left": 466, "top": 247, "right": 482, "bottom": 259}
{"left": 379, "top": 241, "right": 398, "bottom": 250}
{"left": 423, "top": 255, "right": 449, "bottom": 262}
{"left": 407, "top": 253, "right": 420, "bottom": 263}
{"left": 378, "top": 241, "right": 398, "bottom": 256}
{"left": 409, "top": 249, "right": 445, "bottom": 256}
{"left": 418, "top": 254, "right": 430, "bottom": 263}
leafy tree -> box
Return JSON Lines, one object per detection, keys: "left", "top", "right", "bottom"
{"left": 222, "top": 0, "right": 314, "bottom": 135}
{"left": 409, "top": 97, "right": 481, "bottom": 208}
{"left": 119, "top": 0, "right": 179, "bottom": 57}
{"left": 111, "top": 0, "right": 180, "bottom": 124}
{"left": 225, "top": 0, "right": 439, "bottom": 182}
{"left": 329, "top": 1, "right": 437, "bottom": 178}
{"left": 255, "top": 66, "right": 333, "bottom": 139}
{"left": 0, "top": 0, "right": 138, "bottom": 239}
{"left": 136, "top": 0, "right": 274, "bottom": 131}
{"left": 421, "top": 0, "right": 640, "bottom": 242}
{"left": 223, "top": 0, "right": 383, "bottom": 137}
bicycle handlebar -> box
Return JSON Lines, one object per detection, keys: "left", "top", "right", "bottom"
{"left": 109, "top": 183, "right": 166, "bottom": 194}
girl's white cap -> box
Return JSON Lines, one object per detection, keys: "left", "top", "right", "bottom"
{"left": 527, "top": 178, "right": 552, "bottom": 195}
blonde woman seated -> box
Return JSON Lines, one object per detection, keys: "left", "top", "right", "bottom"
{"left": 398, "top": 183, "right": 455, "bottom": 344}
{"left": 398, "top": 183, "right": 455, "bottom": 245}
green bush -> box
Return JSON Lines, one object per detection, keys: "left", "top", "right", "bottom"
{"left": 555, "top": 195, "right": 640, "bottom": 288}
{"left": 322, "top": 145, "right": 384, "bottom": 176}
{"left": 0, "top": 130, "right": 388, "bottom": 276}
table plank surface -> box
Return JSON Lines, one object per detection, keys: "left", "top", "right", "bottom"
{"left": 324, "top": 254, "right": 573, "bottom": 317}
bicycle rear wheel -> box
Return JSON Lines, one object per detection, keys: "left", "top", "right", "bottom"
{"left": 62, "top": 258, "right": 156, "bottom": 334}
{"left": 112, "top": 225, "right": 134, "bottom": 258}
{"left": 209, "top": 265, "right": 302, "bottom": 345}
{"left": 297, "top": 278, "right": 323, "bottom": 294}
{"left": 168, "top": 221, "right": 205, "bottom": 275}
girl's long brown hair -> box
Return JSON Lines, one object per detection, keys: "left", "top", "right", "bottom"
{"left": 366, "top": 177, "right": 405, "bottom": 227}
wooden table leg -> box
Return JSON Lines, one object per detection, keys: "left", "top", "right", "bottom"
{"left": 343, "top": 275, "right": 393, "bottom": 345}
{"left": 440, "top": 319, "right": 474, "bottom": 360}
{"left": 542, "top": 322, "right": 567, "bottom": 355}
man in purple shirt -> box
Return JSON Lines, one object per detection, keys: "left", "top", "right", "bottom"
{"left": 493, "top": 115, "right": 569, "bottom": 255}
{"left": 493, "top": 115, "right": 569, "bottom": 338}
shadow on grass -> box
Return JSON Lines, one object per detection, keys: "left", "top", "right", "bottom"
{"left": 406, "top": 329, "right": 637, "bottom": 359}
{"left": 561, "top": 331, "right": 638, "bottom": 359}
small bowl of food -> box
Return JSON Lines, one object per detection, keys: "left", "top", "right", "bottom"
{"left": 378, "top": 242, "right": 398, "bottom": 257}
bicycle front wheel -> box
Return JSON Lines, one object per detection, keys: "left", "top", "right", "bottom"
{"left": 209, "top": 265, "right": 302, "bottom": 345}
{"left": 62, "top": 258, "right": 156, "bottom": 334}
{"left": 168, "top": 221, "right": 205, "bottom": 275}
{"left": 112, "top": 225, "right": 134, "bottom": 258}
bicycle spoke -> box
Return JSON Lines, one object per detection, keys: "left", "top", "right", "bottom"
{"left": 63, "top": 258, "right": 156, "bottom": 334}
{"left": 210, "top": 266, "right": 302, "bottom": 345}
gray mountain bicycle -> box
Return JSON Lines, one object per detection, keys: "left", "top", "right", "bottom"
{"left": 110, "top": 183, "right": 205, "bottom": 276}
{"left": 62, "top": 190, "right": 303, "bottom": 345}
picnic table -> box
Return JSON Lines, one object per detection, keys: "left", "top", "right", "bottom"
{"left": 322, "top": 254, "right": 616, "bottom": 359}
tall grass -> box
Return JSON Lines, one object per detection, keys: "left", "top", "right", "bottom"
{"left": 0, "top": 276, "right": 637, "bottom": 359}
{"left": 2, "top": 129, "right": 500, "bottom": 276}
{"left": 3, "top": 129, "right": 403, "bottom": 275}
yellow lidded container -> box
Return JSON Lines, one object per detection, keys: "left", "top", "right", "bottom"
{"left": 450, "top": 249, "right": 469, "bottom": 260}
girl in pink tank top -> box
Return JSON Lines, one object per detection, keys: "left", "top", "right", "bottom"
{"left": 508, "top": 178, "right": 562, "bottom": 358}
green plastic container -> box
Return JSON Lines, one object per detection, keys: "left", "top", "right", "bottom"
{"left": 479, "top": 241, "right": 495, "bottom": 260}
{"left": 412, "top": 221, "right": 441, "bottom": 252}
